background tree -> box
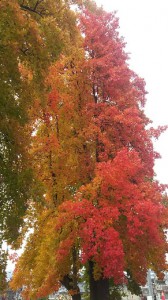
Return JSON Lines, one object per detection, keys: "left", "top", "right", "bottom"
{"left": 0, "top": 246, "right": 7, "bottom": 294}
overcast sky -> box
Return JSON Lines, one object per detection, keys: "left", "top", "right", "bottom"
{"left": 95, "top": 0, "right": 168, "bottom": 184}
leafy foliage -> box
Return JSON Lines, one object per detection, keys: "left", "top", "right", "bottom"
{"left": 0, "top": 0, "right": 83, "bottom": 242}
{"left": 0, "top": 246, "right": 7, "bottom": 293}
{"left": 9, "top": 1, "right": 168, "bottom": 300}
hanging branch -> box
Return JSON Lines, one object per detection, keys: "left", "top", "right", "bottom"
{"left": 20, "top": 0, "right": 47, "bottom": 17}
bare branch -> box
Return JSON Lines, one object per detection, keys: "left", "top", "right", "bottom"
{"left": 19, "top": 47, "right": 29, "bottom": 55}
{"left": 33, "top": 0, "right": 44, "bottom": 11}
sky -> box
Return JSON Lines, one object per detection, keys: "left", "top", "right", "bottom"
{"left": 95, "top": 0, "right": 168, "bottom": 184}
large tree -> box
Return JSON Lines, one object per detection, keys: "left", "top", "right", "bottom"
{"left": 0, "top": 0, "right": 84, "bottom": 292}
{"left": 10, "top": 3, "right": 168, "bottom": 300}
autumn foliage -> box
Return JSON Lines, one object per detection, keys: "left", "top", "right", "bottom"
{"left": 9, "top": 1, "right": 168, "bottom": 300}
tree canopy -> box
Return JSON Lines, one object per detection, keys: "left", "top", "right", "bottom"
{"left": 1, "top": 1, "right": 167, "bottom": 300}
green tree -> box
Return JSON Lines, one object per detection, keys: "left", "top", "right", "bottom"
{"left": 0, "top": 246, "right": 7, "bottom": 293}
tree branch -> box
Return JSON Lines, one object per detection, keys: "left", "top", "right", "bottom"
{"left": 20, "top": 4, "right": 43, "bottom": 17}
{"left": 33, "top": 0, "right": 43, "bottom": 11}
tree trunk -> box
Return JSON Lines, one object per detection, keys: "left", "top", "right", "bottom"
{"left": 61, "top": 274, "right": 81, "bottom": 300}
{"left": 72, "top": 293, "right": 81, "bottom": 300}
{"left": 89, "top": 261, "right": 110, "bottom": 300}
